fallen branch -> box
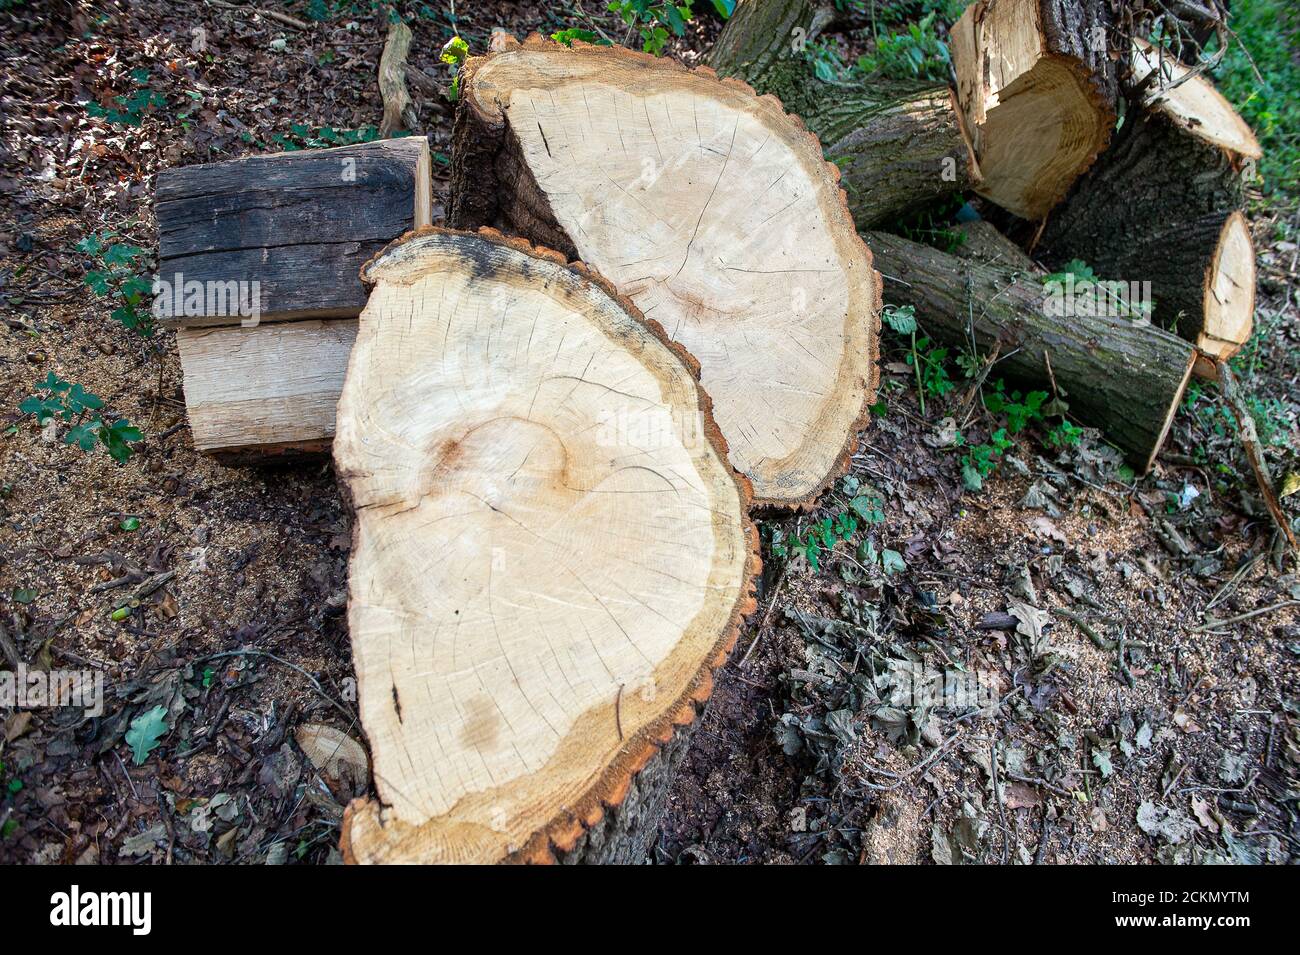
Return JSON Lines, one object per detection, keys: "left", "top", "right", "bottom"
{"left": 378, "top": 19, "right": 418, "bottom": 137}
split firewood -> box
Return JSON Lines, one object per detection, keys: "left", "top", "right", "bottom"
{"left": 334, "top": 228, "right": 758, "bottom": 864}
{"left": 865, "top": 229, "right": 1197, "bottom": 472}
{"left": 449, "top": 35, "right": 880, "bottom": 508}
{"left": 1041, "top": 41, "right": 1261, "bottom": 375}
{"left": 155, "top": 136, "right": 431, "bottom": 327}
{"left": 707, "top": 0, "right": 979, "bottom": 227}
{"left": 176, "top": 319, "right": 355, "bottom": 458}
{"left": 951, "top": 0, "right": 1118, "bottom": 219}
{"left": 378, "top": 19, "right": 418, "bottom": 137}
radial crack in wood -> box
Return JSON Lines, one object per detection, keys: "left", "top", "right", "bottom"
{"left": 334, "top": 228, "right": 758, "bottom": 864}
{"left": 449, "top": 35, "right": 881, "bottom": 509}
{"left": 706, "top": 0, "right": 980, "bottom": 227}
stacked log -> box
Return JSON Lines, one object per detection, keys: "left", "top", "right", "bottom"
{"left": 1039, "top": 41, "right": 1261, "bottom": 375}
{"left": 155, "top": 136, "right": 431, "bottom": 455}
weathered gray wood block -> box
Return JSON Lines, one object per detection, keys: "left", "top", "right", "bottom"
{"left": 156, "top": 136, "right": 431, "bottom": 327}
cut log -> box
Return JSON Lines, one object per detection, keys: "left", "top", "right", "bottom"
{"left": 449, "top": 35, "right": 880, "bottom": 508}
{"left": 951, "top": 220, "right": 1038, "bottom": 272}
{"left": 707, "top": 0, "right": 979, "bottom": 227}
{"left": 156, "top": 136, "right": 431, "bottom": 327}
{"left": 951, "top": 0, "right": 1117, "bottom": 219}
{"left": 865, "top": 229, "right": 1197, "bottom": 472}
{"left": 176, "top": 319, "right": 355, "bottom": 458}
{"left": 334, "top": 228, "right": 758, "bottom": 864}
{"left": 1040, "top": 41, "right": 1260, "bottom": 373}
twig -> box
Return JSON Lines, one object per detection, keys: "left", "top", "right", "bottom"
{"left": 208, "top": 0, "right": 308, "bottom": 30}
{"left": 739, "top": 567, "right": 786, "bottom": 667}
{"left": 1192, "top": 600, "right": 1300, "bottom": 633}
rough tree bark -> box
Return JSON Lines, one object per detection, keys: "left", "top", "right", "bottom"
{"left": 951, "top": 0, "right": 1118, "bottom": 219}
{"left": 707, "top": 0, "right": 978, "bottom": 227}
{"left": 334, "top": 228, "right": 758, "bottom": 864}
{"left": 1041, "top": 41, "right": 1260, "bottom": 374}
{"left": 449, "top": 35, "right": 880, "bottom": 509}
{"left": 865, "top": 229, "right": 1197, "bottom": 472}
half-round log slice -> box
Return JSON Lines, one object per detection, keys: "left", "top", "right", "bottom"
{"left": 1198, "top": 211, "right": 1257, "bottom": 373}
{"left": 951, "top": 0, "right": 1117, "bottom": 220}
{"left": 334, "top": 228, "right": 757, "bottom": 864}
{"left": 450, "top": 36, "right": 881, "bottom": 509}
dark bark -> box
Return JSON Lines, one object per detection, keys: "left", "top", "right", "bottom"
{"left": 865, "top": 229, "right": 1197, "bottom": 471}
{"left": 1039, "top": 106, "right": 1251, "bottom": 347}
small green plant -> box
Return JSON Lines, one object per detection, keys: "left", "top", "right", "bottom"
{"left": 772, "top": 512, "right": 859, "bottom": 572}
{"left": 86, "top": 68, "right": 166, "bottom": 126}
{"left": 856, "top": 11, "right": 951, "bottom": 82}
{"left": 1041, "top": 258, "right": 1152, "bottom": 321}
{"left": 984, "top": 381, "right": 1048, "bottom": 433}
{"left": 552, "top": 27, "right": 610, "bottom": 47}
{"left": 77, "top": 233, "right": 155, "bottom": 337}
{"left": 270, "top": 124, "right": 385, "bottom": 151}
{"left": 440, "top": 35, "right": 470, "bottom": 101}
{"left": 959, "top": 427, "right": 1013, "bottom": 491}
{"left": 18, "top": 374, "right": 141, "bottom": 464}
{"left": 609, "top": 1, "right": 695, "bottom": 56}
{"left": 1045, "top": 419, "right": 1085, "bottom": 449}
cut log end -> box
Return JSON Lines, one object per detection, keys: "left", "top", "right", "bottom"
{"left": 1198, "top": 211, "right": 1256, "bottom": 368}
{"left": 335, "top": 228, "right": 758, "bottom": 864}
{"left": 953, "top": 0, "right": 1115, "bottom": 220}
{"left": 451, "top": 35, "right": 881, "bottom": 509}
{"left": 1132, "top": 40, "right": 1262, "bottom": 162}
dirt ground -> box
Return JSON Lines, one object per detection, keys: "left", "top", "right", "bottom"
{"left": 1, "top": 1, "right": 1297, "bottom": 864}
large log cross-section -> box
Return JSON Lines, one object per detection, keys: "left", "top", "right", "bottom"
{"left": 335, "top": 228, "right": 758, "bottom": 864}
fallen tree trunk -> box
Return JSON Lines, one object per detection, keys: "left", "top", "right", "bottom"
{"left": 1041, "top": 41, "right": 1260, "bottom": 373}
{"left": 449, "top": 35, "right": 880, "bottom": 509}
{"left": 707, "top": 0, "right": 978, "bottom": 227}
{"left": 865, "top": 229, "right": 1197, "bottom": 472}
{"left": 335, "top": 228, "right": 758, "bottom": 864}
{"left": 951, "top": 0, "right": 1117, "bottom": 219}
{"left": 175, "top": 320, "right": 354, "bottom": 458}
{"left": 156, "top": 136, "right": 431, "bottom": 326}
